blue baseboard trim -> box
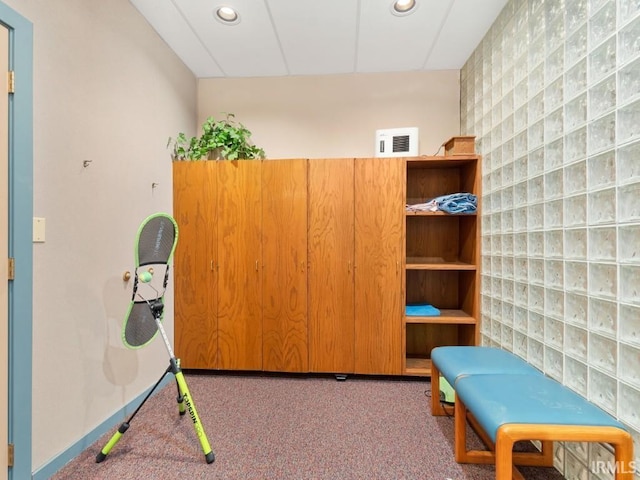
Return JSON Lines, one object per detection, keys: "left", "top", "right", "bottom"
{"left": 32, "top": 375, "right": 174, "bottom": 480}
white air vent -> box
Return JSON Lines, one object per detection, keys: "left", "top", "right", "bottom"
{"left": 375, "top": 127, "right": 419, "bottom": 157}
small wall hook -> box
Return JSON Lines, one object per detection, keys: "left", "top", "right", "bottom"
{"left": 83, "top": 160, "right": 92, "bottom": 168}
{"left": 151, "top": 182, "right": 159, "bottom": 189}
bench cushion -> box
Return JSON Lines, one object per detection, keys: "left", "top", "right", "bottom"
{"left": 455, "top": 373, "right": 626, "bottom": 443}
{"left": 431, "top": 346, "right": 541, "bottom": 387}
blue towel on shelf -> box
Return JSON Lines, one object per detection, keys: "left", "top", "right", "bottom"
{"left": 434, "top": 192, "right": 477, "bottom": 214}
{"left": 405, "top": 304, "right": 441, "bottom": 316}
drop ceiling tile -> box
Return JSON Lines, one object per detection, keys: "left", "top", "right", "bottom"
{"left": 173, "top": 0, "right": 288, "bottom": 77}
{"left": 130, "top": 0, "right": 223, "bottom": 77}
{"left": 131, "top": 0, "right": 508, "bottom": 78}
{"left": 424, "top": 0, "right": 508, "bottom": 69}
{"left": 356, "top": 0, "right": 454, "bottom": 73}
{"left": 267, "top": 0, "right": 359, "bottom": 75}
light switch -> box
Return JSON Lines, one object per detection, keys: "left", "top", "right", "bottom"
{"left": 33, "top": 217, "right": 45, "bottom": 242}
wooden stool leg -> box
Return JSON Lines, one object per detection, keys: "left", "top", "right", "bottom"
{"left": 430, "top": 364, "right": 444, "bottom": 416}
{"left": 495, "top": 428, "right": 515, "bottom": 480}
{"left": 454, "top": 396, "right": 469, "bottom": 463}
{"left": 614, "top": 436, "right": 635, "bottom": 480}
{"left": 540, "top": 440, "right": 554, "bottom": 466}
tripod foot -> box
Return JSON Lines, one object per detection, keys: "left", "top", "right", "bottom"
{"left": 206, "top": 451, "right": 215, "bottom": 464}
{"left": 177, "top": 393, "right": 186, "bottom": 416}
{"left": 95, "top": 422, "right": 129, "bottom": 463}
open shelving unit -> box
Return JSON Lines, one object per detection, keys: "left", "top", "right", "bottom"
{"left": 403, "top": 151, "right": 481, "bottom": 376}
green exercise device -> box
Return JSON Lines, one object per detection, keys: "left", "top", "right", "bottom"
{"left": 96, "top": 213, "right": 214, "bottom": 464}
{"left": 439, "top": 376, "right": 456, "bottom": 404}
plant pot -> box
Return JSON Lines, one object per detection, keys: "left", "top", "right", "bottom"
{"left": 208, "top": 148, "right": 224, "bottom": 160}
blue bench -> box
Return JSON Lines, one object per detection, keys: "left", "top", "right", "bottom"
{"left": 430, "top": 346, "right": 542, "bottom": 416}
{"left": 430, "top": 346, "right": 635, "bottom": 480}
{"left": 455, "top": 373, "right": 634, "bottom": 480}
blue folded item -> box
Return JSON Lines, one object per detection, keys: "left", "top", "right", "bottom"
{"left": 433, "top": 192, "right": 477, "bottom": 214}
{"left": 405, "top": 304, "right": 441, "bottom": 316}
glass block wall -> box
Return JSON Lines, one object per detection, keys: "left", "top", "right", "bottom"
{"left": 460, "top": 0, "right": 640, "bottom": 478}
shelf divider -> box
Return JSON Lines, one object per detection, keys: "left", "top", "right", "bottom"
{"left": 405, "top": 257, "right": 476, "bottom": 270}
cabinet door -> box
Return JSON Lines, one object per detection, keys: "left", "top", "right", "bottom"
{"left": 354, "top": 158, "right": 404, "bottom": 375}
{"left": 262, "top": 159, "right": 308, "bottom": 372}
{"left": 216, "top": 160, "right": 263, "bottom": 370}
{"left": 308, "top": 158, "right": 355, "bottom": 373}
{"left": 173, "top": 161, "right": 218, "bottom": 369}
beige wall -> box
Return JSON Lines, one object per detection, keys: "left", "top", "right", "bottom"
{"left": 198, "top": 71, "right": 460, "bottom": 159}
{"left": 3, "top": 0, "right": 196, "bottom": 471}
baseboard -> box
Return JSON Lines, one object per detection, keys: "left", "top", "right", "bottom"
{"left": 32, "top": 375, "right": 173, "bottom": 480}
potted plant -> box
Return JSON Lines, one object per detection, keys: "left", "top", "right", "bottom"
{"left": 168, "top": 113, "right": 266, "bottom": 161}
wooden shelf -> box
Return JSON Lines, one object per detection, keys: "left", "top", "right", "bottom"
{"left": 405, "top": 310, "right": 476, "bottom": 324}
{"left": 405, "top": 210, "right": 476, "bottom": 216}
{"left": 406, "top": 156, "right": 479, "bottom": 168}
{"left": 405, "top": 257, "right": 476, "bottom": 270}
{"left": 403, "top": 146, "right": 480, "bottom": 378}
{"left": 405, "top": 357, "right": 431, "bottom": 376}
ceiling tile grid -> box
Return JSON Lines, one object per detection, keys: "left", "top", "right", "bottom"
{"left": 131, "top": 0, "right": 508, "bottom": 78}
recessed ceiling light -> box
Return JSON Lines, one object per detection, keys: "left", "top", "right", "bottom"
{"left": 215, "top": 6, "right": 240, "bottom": 25}
{"left": 391, "top": 0, "right": 417, "bottom": 15}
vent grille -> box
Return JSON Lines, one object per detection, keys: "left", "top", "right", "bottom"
{"left": 393, "top": 135, "right": 410, "bottom": 152}
{"left": 375, "top": 127, "right": 418, "bottom": 157}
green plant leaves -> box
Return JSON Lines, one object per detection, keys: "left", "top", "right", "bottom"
{"left": 168, "top": 113, "right": 265, "bottom": 161}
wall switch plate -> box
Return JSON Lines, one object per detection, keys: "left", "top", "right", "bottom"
{"left": 33, "top": 217, "right": 45, "bottom": 242}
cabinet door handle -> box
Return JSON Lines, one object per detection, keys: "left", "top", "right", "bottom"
{"left": 210, "top": 260, "right": 214, "bottom": 271}
{"left": 348, "top": 261, "right": 351, "bottom": 273}
{"left": 255, "top": 260, "right": 259, "bottom": 271}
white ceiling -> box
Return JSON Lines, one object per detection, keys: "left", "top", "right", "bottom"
{"left": 131, "top": 0, "right": 508, "bottom": 78}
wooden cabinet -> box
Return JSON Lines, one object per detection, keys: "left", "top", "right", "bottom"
{"left": 261, "top": 159, "right": 308, "bottom": 373}
{"left": 175, "top": 156, "right": 461, "bottom": 377}
{"left": 173, "top": 161, "right": 218, "bottom": 369}
{"left": 354, "top": 158, "right": 405, "bottom": 375}
{"left": 308, "top": 159, "right": 355, "bottom": 374}
{"left": 216, "top": 161, "right": 262, "bottom": 371}
{"left": 174, "top": 159, "right": 307, "bottom": 372}
{"left": 404, "top": 155, "right": 481, "bottom": 376}
{"left": 173, "top": 160, "right": 262, "bottom": 370}
{"left": 308, "top": 157, "right": 404, "bottom": 376}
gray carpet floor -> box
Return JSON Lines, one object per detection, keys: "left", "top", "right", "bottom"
{"left": 52, "top": 373, "right": 565, "bottom": 479}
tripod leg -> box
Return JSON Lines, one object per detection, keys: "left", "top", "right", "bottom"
{"left": 96, "top": 367, "right": 171, "bottom": 463}
{"left": 176, "top": 377, "right": 186, "bottom": 416}
{"left": 174, "top": 371, "right": 215, "bottom": 464}
{"left": 175, "top": 359, "right": 185, "bottom": 416}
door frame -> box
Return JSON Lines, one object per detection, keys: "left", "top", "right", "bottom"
{"left": 0, "top": 3, "right": 33, "bottom": 480}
